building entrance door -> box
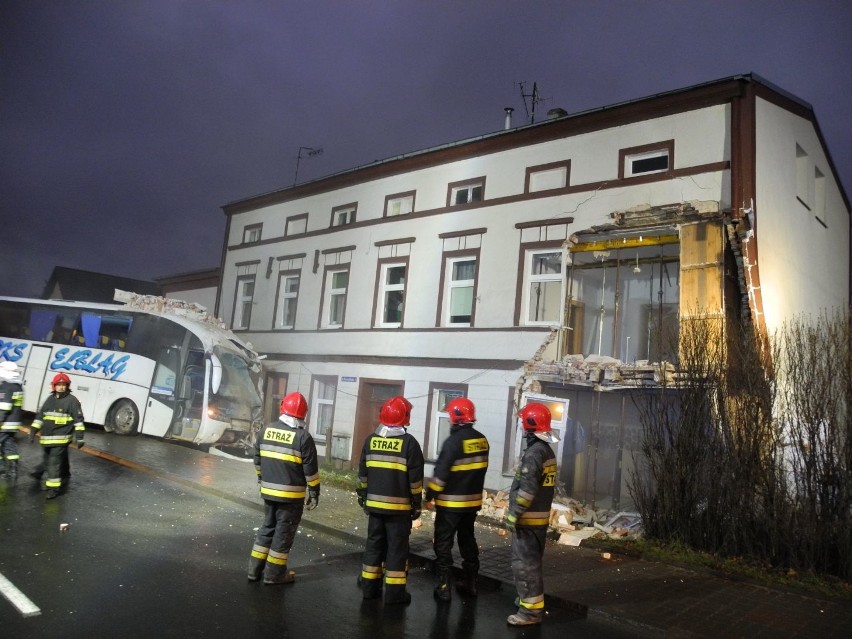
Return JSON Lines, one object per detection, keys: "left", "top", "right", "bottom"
{"left": 351, "top": 378, "right": 404, "bottom": 469}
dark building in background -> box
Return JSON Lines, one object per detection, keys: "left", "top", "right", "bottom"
{"left": 42, "top": 266, "right": 162, "bottom": 303}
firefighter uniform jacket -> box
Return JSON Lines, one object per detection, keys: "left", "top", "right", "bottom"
{"left": 254, "top": 417, "right": 320, "bottom": 503}
{"left": 0, "top": 380, "right": 24, "bottom": 433}
{"left": 32, "top": 392, "right": 85, "bottom": 446}
{"left": 425, "top": 424, "right": 489, "bottom": 511}
{"left": 507, "top": 437, "right": 557, "bottom": 528}
{"left": 357, "top": 426, "right": 424, "bottom": 515}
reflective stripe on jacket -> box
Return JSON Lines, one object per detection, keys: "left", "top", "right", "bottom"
{"left": 507, "top": 438, "right": 556, "bottom": 528}
{"left": 427, "top": 424, "right": 489, "bottom": 511}
{"left": 357, "top": 427, "right": 424, "bottom": 515}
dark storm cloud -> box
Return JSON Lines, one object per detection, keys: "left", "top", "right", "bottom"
{"left": 2, "top": 1, "right": 850, "bottom": 299}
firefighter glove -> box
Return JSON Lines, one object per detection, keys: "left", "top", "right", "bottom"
{"left": 76, "top": 441, "right": 85, "bottom": 449}
{"left": 410, "top": 508, "right": 421, "bottom": 521}
{"left": 305, "top": 487, "right": 320, "bottom": 511}
{"left": 506, "top": 514, "right": 517, "bottom": 533}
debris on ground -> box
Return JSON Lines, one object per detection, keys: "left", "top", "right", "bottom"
{"left": 479, "top": 488, "right": 643, "bottom": 546}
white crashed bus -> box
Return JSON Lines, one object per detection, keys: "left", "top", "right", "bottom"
{"left": 0, "top": 295, "right": 263, "bottom": 448}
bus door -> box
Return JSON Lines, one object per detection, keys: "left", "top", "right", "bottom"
{"left": 21, "top": 344, "right": 52, "bottom": 412}
{"left": 141, "top": 345, "right": 181, "bottom": 438}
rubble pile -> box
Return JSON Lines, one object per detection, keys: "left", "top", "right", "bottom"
{"left": 479, "top": 488, "right": 642, "bottom": 547}
{"left": 113, "top": 289, "right": 227, "bottom": 330}
{"left": 529, "top": 353, "right": 676, "bottom": 388}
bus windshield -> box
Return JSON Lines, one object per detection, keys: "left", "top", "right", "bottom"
{"left": 211, "top": 345, "right": 261, "bottom": 421}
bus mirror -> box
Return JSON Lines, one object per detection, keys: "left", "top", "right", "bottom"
{"left": 210, "top": 353, "right": 222, "bottom": 394}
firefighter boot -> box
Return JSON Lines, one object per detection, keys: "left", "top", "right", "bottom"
{"left": 247, "top": 556, "right": 265, "bottom": 582}
{"left": 6, "top": 461, "right": 17, "bottom": 483}
{"left": 456, "top": 565, "right": 478, "bottom": 597}
{"left": 263, "top": 563, "right": 296, "bottom": 585}
{"left": 359, "top": 575, "right": 382, "bottom": 600}
{"left": 433, "top": 567, "right": 452, "bottom": 602}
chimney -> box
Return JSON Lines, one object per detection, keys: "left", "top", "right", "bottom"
{"left": 504, "top": 107, "right": 514, "bottom": 130}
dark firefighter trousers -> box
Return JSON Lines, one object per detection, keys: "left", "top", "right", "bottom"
{"left": 38, "top": 445, "right": 71, "bottom": 490}
{"left": 249, "top": 501, "right": 303, "bottom": 580}
{"left": 0, "top": 432, "right": 19, "bottom": 463}
{"left": 361, "top": 513, "right": 411, "bottom": 603}
{"left": 510, "top": 526, "right": 548, "bottom": 620}
{"left": 433, "top": 510, "right": 479, "bottom": 574}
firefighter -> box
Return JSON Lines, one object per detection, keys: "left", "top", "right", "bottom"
{"left": 0, "top": 360, "right": 25, "bottom": 482}
{"left": 424, "top": 397, "right": 489, "bottom": 602}
{"left": 247, "top": 391, "right": 320, "bottom": 585}
{"left": 30, "top": 373, "right": 85, "bottom": 499}
{"left": 356, "top": 395, "right": 424, "bottom": 605}
{"left": 506, "top": 402, "right": 559, "bottom": 626}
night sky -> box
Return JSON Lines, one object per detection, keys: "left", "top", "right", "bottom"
{"left": 2, "top": 1, "right": 850, "bottom": 299}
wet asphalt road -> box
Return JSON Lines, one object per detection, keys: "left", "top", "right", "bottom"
{"left": 0, "top": 439, "right": 632, "bottom": 638}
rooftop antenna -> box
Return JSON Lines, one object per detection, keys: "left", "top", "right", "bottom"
{"left": 293, "top": 146, "right": 323, "bottom": 185}
{"left": 518, "top": 81, "right": 546, "bottom": 124}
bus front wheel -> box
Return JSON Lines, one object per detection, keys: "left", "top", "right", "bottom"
{"left": 109, "top": 399, "right": 139, "bottom": 436}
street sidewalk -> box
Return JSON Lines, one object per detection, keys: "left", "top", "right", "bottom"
{"left": 35, "top": 430, "right": 852, "bottom": 638}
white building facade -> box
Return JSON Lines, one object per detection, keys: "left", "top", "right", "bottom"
{"left": 215, "top": 74, "right": 849, "bottom": 501}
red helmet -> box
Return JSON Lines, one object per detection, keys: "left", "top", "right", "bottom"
{"left": 279, "top": 392, "right": 308, "bottom": 420}
{"left": 446, "top": 397, "right": 476, "bottom": 425}
{"left": 51, "top": 373, "right": 72, "bottom": 388}
{"left": 519, "top": 402, "right": 559, "bottom": 443}
{"left": 379, "top": 395, "right": 412, "bottom": 427}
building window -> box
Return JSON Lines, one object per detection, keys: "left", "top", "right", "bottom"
{"left": 233, "top": 276, "right": 255, "bottom": 329}
{"left": 331, "top": 203, "right": 357, "bottom": 227}
{"left": 242, "top": 224, "right": 262, "bottom": 244}
{"left": 424, "top": 383, "right": 467, "bottom": 460}
{"left": 441, "top": 254, "right": 477, "bottom": 327}
{"left": 375, "top": 261, "right": 407, "bottom": 327}
{"left": 526, "top": 160, "right": 570, "bottom": 193}
{"left": 522, "top": 248, "right": 564, "bottom": 325}
{"left": 447, "top": 177, "right": 485, "bottom": 207}
{"left": 321, "top": 267, "right": 349, "bottom": 328}
{"left": 795, "top": 144, "right": 811, "bottom": 209}
{"left": 619, "top": 140, "right": 673, "bottom": 178}
{"left": 384, "top": 191, "right": 415, "bottom": 217}
{"left": 274, "top": 272, "right": 300, "bottom": 329}
{"left": 286, "top": 213, "right": 308, "bottom": 236}
{"left": 814, "top": 167, "right": 826, "bottom": 227}
{"left": 311, "top": 377, "right": 337, "bottom": 440}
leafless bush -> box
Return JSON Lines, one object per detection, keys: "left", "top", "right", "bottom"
{"left": 630, "top": 311, "right": 851, "bottom": 580}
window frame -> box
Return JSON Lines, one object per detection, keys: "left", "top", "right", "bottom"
{"left": 383, "top": 190, "right": 416, "bottom": 218}
{"left": 619, "top": 140, "right": 674, "bottom": 179}
{"left": 423, "top": 382, "right": 468, "bottom": 460}
{"left": 285, "top": 213, "right": 309, "bottom": 236}
{"left": 309, "top": 375, "right": 338, "bottom": 442}
{"left": 514, "top": 240, "right": 565, "bottom": 327}
{"left": 436, "top": 249, "right": 479, "bottom": 327}
{"left": 318, "top": 265, "right": 350, "bottom": 329}
{"left": 272, "top": 269, "right": 301, "bottom": 330}
{"left": 242, "top": 223, "right": 262, "bottom": 244}
{"left": 446, "top": 177, "right": 486, "bottom": 207}
{"left": 231, "top": 275, "right": 256, "bottom": 330}
{"left": 525, "top": 159, "right": 571, "bottom": 193}
{"left": 372, "top": 257, "right": 409, "bottom": 328}
{"left": 330, "top": 202, "right": 357, "bottom": 227}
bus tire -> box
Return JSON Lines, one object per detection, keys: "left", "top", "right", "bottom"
{"left": 109, "top": 399, "right": 139, "bottom": 436}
